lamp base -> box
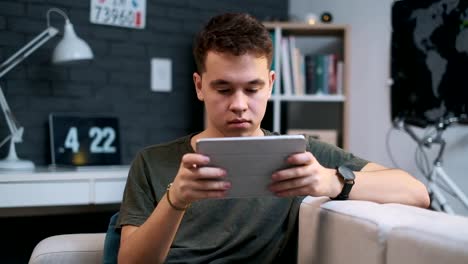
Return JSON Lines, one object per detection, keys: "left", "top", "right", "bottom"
{"left": 0, "top": 158, "right": 35, "bottom": 171}
{"left": 0, "top": 138, "right": 35, "bottom": 171}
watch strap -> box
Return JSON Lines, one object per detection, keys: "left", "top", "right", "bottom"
{"left": 333, "top": 180, "right": 354, "bottom": 200}
{"left": 332, "top": 166, "right": 355, "bottom": 200}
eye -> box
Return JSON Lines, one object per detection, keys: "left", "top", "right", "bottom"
{"left": 245, "top": 87, "right": 259, "bottom": 93}
{"left": 216, "top": 87, "right": 231, "bottom": 94}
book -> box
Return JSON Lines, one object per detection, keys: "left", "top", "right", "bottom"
{"left": 304, "top": 54, "right": 316, "bottom": 94}
{"left": 328, "top": 54, "right": 337, "bottom": 94}
{"left": 281, "top": 37, "right": 293, "bottom": 95}
{"left": 299, "top": 53, "right": 306, "bottom": 96}
{"left": 292, "top": 47, "right": 305, "bottom": 95}
{"left": 314, "top": 55, "right": 325, "bottom": 94}
{"left": 336, "top": 61, "right": 344, "bottom": 95}
{"left": 322, "top": 54, "right": 329, "bottom": 94}
{"left": 269, "top": 31, "right": 278, "bottom": 95}
{"left": 269, "top": 31, "right": 276, "bottom": 71}
{"left": 288, "top": 36, "right": 303, "bottom": 95}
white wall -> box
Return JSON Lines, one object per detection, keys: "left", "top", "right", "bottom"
{"left": 289, "top": 0, "right": 468, "bottom": 216}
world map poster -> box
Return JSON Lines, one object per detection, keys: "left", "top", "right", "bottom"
{"left": 391, "top": 0, "right": 468, "bottom": 126}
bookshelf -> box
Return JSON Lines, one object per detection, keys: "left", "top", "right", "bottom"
{"left": 263, "top": 22, "right": 350, "bottom": 149}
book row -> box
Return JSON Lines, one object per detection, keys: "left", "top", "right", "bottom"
{"left": 274, "top": 36, "right": 344, "bottom": 96}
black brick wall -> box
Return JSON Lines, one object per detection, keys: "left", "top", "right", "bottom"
{"left": 0, "top": 0, "right": 288, "bottom": 166}
{"left": 1, "top": 1, "right": 288, "bottom": 263}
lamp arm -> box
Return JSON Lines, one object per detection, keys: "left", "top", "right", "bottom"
{"left": 0, "top": 25, "right": 59, "bottom": 144}
{"left": 0, "top": 85, "right": 21, "bottom": 143}
{"left": 0, "top": 7, "right": 71, "bottom": 79}
{"left": 47, "top": 8, "right": 70, "bottom": 28}
{"left": 0, "top": 27, "right": 58, "bottom": 79}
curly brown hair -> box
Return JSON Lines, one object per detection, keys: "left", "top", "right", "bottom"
{"left": 193, "top": 13, "right": 273, "bottom": 73}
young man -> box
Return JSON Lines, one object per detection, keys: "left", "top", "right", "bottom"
{"left": 117, "top": 13, "right": 429, "bottom": 263}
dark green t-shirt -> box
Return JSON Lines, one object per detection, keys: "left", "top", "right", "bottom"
{"left": 116, "top": 130, "right": 368, "bottom": 263}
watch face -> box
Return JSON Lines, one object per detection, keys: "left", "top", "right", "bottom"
{"left": 338, "top": 165, "right": 356, "bottom": 180}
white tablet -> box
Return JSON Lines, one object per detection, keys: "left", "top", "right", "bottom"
{"left": 196, "top": 135, "right": 306, "bottom": 198}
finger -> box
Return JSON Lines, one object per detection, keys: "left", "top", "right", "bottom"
{"left": 274, "top": 186, "right": 311, "bottom": 197}
{"left": 192, "top": 179, "right": 231, "bottom": 191}
{"left": 174, "top": 179, "right": 230, "bottom": 203}
{"left": 269, "top": 176, "right": 309, "bottom": 193}
{"left": 181, "top": 153, "right": 210, "bottom": 169}
{"left": 196, "top": 166, "right": 227, "bottom": 180}
{"left": 287, "top": 152, "right": 314, "bottom": 166}
{"left": 272, "top": 165, "right": 309, "bottom": 182}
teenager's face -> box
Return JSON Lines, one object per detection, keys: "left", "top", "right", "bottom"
{"left": 193, "top": 51, "right": 275, "bottom": 137}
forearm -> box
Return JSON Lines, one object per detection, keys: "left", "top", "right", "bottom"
{"left": 118, "top": 194, "right": 185, "bottom": 263}
{"left": 350, "top": 166, "right": 430, "bottom": 208}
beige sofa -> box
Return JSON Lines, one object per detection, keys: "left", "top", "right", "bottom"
{"left": 29, "top": 196, "right": 468, "bottom": 264}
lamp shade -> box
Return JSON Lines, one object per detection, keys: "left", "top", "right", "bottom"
{"left": 52, "top": 20, "right": 93, "bottom": 64}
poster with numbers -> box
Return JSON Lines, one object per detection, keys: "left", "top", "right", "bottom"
{"left": 90, "top": 0, "right": 146, "bottom": 29}
{"left": 49, "top": 114, "right": 121, "bottom": 166}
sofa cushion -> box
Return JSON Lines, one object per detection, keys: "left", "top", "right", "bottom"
{"left": 103, "top": 212, "right": 120, "bottom": 264}
{"left": 28, "top": 233, "right": 105, "bottom": 264}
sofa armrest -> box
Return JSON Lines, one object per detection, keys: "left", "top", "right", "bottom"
{"left": 299, "top": 197, "right": 392, "bottom": 264}
{"left": 297, "top": 196, "right": 331, "bottom": 264}
{"left": 298, "top": 197, "right": 468, "bottom": 264}
{"left": 29, "top": 233, "right": 105, "bottom": 264}
{"left": 384, "top": 203, "right": 468, "bottom": 264}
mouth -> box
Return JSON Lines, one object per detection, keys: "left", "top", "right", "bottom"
{"left": 227, "top": 119, "right": 251, "bottom": 128}
{"left": 228, "top": 119, "right": 250, "bottom": 124}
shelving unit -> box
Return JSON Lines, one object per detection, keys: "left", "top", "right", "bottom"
{"left": 263, "top": 22, "right": 350, "bottom": 149}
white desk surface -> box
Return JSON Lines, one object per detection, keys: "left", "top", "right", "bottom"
{"left": 0, "top": 165, "right": 129, "bottom": 182}
{"left": 0, "top": 165, "right": 130, "bottom": 210}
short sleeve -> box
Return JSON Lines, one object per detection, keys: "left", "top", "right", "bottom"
{"left": 116, "top": 152, "right": 156, "bottom": 229}
{"left": 306, "top": 136, "right": 369, "bottom": 171}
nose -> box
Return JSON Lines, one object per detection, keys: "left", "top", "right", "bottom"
{"left": 229, "top": 91, "right": 248, "bottom": 113}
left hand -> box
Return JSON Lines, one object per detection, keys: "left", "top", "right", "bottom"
{"left": 268, "top": 151, "right": 343, "bottom": 198}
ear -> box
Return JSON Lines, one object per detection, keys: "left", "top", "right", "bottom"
{"left": 193, "top": 72, "right": 204, "bottom": 101}
{"left": 268, "top": 70, "right": 276, "bottom": 98}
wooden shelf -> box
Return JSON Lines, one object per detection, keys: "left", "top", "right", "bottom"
{"left": 270, "top": 94, "right": 345, "bottom": 102}
{"left": 264, "top": 22, "right": 350, "bottom": 149}
{"left": 264, "top": 22, "right": 348, "bottom": 36}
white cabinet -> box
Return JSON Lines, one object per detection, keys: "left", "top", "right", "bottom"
{"left": 0, "top": 166, "right": 129, "bottom": 209}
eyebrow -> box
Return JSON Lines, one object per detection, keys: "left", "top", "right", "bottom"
{"left": 209, "top": 79, "right": 266, "bottom": 86}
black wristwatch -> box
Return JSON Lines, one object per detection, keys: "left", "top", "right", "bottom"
{"left": 332, "top": 165, "right": 356, "bottom": 200}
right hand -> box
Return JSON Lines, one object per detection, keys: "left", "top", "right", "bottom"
{"left": 169, "top": 153, "right": 231, "bottom": 207}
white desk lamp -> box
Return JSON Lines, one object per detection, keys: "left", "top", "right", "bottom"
{"left": 0, "top": 8, "right": 93, "bottom": 170}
